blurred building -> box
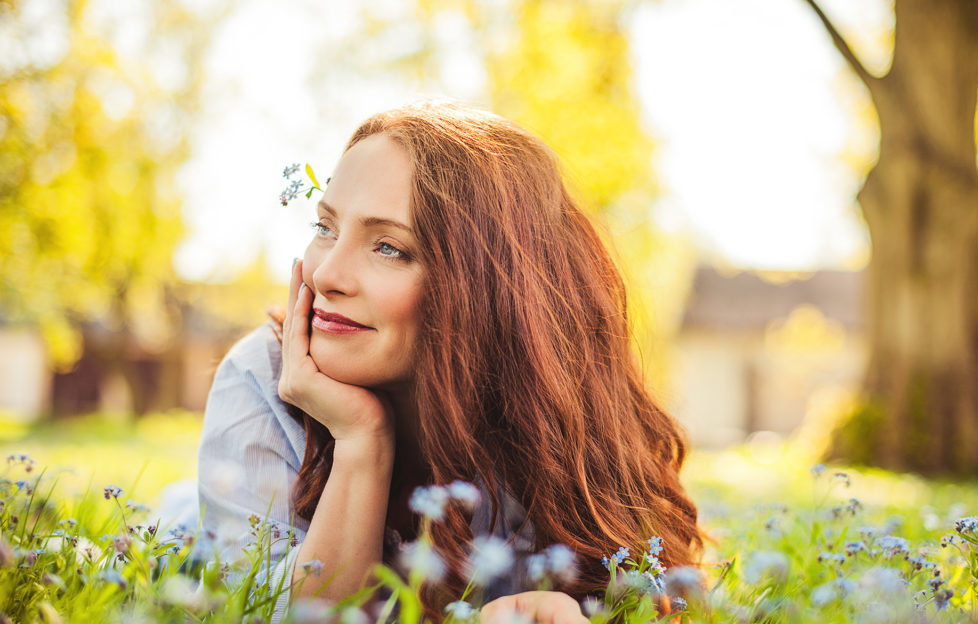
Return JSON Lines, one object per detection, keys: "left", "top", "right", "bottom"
{"left": 673, "top": 266, "right": 867, "bottom": 448}
{"left": 0, "top": 280, "right": 283, "bottom": 419}
{"left": 0, "top": 329, "right": 50, "bottom": 417}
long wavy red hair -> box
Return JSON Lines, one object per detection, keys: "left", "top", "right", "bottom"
{"left": 289, "top": 101, "right": 701, "bottom": 611}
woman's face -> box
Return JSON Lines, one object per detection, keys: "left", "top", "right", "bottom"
{"left": 303, "top": 132, "right": 424, "bottom": 389}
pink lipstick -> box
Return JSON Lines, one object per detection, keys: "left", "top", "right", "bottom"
{"left": 311, "top": 309, "right": 373, "bottom": 334}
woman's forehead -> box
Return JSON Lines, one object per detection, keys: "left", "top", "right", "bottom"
{"left": 325, "top": 133, "right": 413, "bottom": 225}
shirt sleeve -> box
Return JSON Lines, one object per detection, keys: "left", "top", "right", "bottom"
{"left": 197, "top": 325, "right": 308, "bottom": 620}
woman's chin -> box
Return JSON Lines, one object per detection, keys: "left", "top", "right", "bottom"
{"left": 308, "top": 333, "right": 413, "bottom": 391}
{"left": 309, "top": 345, "right": 368, "bottom": 386}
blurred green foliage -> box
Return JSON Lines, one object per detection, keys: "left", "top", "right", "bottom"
{"left": 0, "top": 0, "right": 216, "bottom": 368}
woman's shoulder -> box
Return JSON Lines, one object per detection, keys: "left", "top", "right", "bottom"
{"left": 214, "top": 322, "right": 284, "bottom": 398}
{"left": 203, "top": 321, "right": 305, "bottom": 465}
{"left": 223, "top": 322, "right": 283, "bottom": 376}
{"left": 204, "top": 322, "right": 290, "bottom": 431}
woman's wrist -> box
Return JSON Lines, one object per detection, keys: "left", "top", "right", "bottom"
{"left": 332, "top": 432, "right": 396, "bottom": 469}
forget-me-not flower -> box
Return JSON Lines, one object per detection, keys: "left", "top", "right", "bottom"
{"left": 444, "top": 600, "right": 477, "bottom": 620}
{"left": 466, "top": 535, "right": 514, "bottom": 586}
{"left": 447, "top": 480, "right": 481, "bottom": 511}
{"left": 399, "top": 540, "right": 447, "bottom": 582}
{"left": 874, "top": 535, "right": 910, "bottom": 558}
{"left": 409, "top": 485, "right": 450, "bottom": 521}
{"left": 954, "top": 516, "right": 978, "bottom": 534}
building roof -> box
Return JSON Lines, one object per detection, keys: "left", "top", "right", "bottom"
{"left": 681, "top": 266, "right": 865, "bottom": 331}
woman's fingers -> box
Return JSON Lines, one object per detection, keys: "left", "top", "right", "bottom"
{"left": 287, "top": 258, "right": 302, "bottom": 316}
{"left": 480, "top": 592, "right": 588, "bottom": 624}
{"left": 279, "top": 282, "right": 314, "bottom": 409}
{"left": 281, "top": 259, "right": 304, "bottom": 360}
{"left": 289, "top": 282, "right": 313, "bottom": 359}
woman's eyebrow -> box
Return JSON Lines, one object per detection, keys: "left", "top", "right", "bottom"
{"left": 360, "top": 216, "right": 413, "bottom": 233}
{"left": 318, "top": 200, "right": 413, "bottom": 234}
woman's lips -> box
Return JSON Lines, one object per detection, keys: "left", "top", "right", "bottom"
{"left": 311, "top": 309, "right": 373, "bottom": 334}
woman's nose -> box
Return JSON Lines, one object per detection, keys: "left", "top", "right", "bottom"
{"left": 311, "top": 244, "right": 359, "bottom": 297}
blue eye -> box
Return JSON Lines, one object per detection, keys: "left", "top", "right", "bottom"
{"left": 377, "top": 242, "right": 406, "bottom": 259}
{"left": 310, "top": 221, "right": 335, "bottom": 238}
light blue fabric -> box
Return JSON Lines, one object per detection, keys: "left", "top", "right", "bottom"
{"left": 197, "top": 323, "right": 534, "bottom": 620}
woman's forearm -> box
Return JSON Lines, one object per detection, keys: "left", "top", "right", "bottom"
{"left": 291, "top": 435, "right": 395, "bottom": 602}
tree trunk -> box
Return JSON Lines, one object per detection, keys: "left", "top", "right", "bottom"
{"left": 824, "top": 0, "right": 978, "bottom": 474}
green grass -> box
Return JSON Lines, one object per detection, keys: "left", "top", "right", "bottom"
{"left": 2, "top": 414, "right": 977, "bottom": 622}
{"left": 0, "top": 411, "right": 201, "bottom": 508}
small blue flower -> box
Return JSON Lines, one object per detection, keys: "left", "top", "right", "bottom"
{"left": 907, "top": 555, "right": 935, "bottom": 572}
{"left": 811, "top": 582, "right": 836, "bottom": 606}
{"left": 447, "top": 481, "right": 481, "bottom": 511}
{"left": 845, "top": 540, "right": 867, "bottom": 557}
{"left": 664, "top": 566, "right": 703, "bottom": 596}
{"left": 103, "top": 485, "right": 123, "bottom": 500}
{"left": 874, "top": 535, "right": 910, "bottom": 558}
{"left": 810, "top": 463, "right": 827, "bottom": 477}
{"left": 544, "top": 544, "right": 577, "bottom": 583}
{"left": 526, "top": 553, "right": 547, "bottom": 582}
{"left": 934, "top": 588, "right": 953, "bottom": 610}
{"left": 444, "top": 600, "right": 476, "bottom": 620}
{"left": 527, "top": 544, "right": 578, "bottom": 584}
{"left": 602, "top": 546, "right": 630, "bottom": 570}
{"left": 301, "top": 559, "right": 324, "bottom": 576}
{"left": 857, "top": 525, "right": 882, "bottom": 539}
{"left": 834, "top": 577, "right": 856, "bottom": 597}
{"left": 669, "top": 596, "right": 687, "bottom": 612}
{"left": 645, "top": 553, "right": 665, "bottom": 575}
{"left": 399, "top": 540, "right": 446, "bottom": 582}
{"left": 466, "top": 535, "right": 514, "bottom": 586}
{"left": 643, "top": 569, "right": 665, "bottom": 595}
{"left": 818, "top": 551, "right": 846, "bottom": 565}
{"left": 409, "top": 485, "right": 449, "bottom": 521}
{"left": 954, "top": 516, "right": 978, "bottom": 534}
{"left": 125, "top": 500, "right": 149, "bottom": 513}
{"left": 647, "top": 536, "right": 663, "bottom": 557}
{"left": 283, "top": 163, "right": 301, "bottom": 178}
{"left": 611, "top": 546, "right": 629, "bottom": 566}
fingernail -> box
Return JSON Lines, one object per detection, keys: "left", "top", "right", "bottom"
{"left": 292, "top": 257, "right": 299, "bottom": 269}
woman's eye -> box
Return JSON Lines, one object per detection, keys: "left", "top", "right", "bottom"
{"left": 310, "top": 222, "right": 335, "bottom": 238}
{"left": 377, "top": 242, "right": 406, "bottom": 259}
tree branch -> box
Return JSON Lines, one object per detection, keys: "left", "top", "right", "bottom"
{"left": 802, "top": 0, "right": 880, "bottom": 90}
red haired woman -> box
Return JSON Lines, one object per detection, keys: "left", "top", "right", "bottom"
{"left": 197, "top": 102, "right": 701, "bottom": 622}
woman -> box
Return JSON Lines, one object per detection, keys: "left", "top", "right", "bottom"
{"left": 198, "top": 101, "right": 701, "bottom": 621}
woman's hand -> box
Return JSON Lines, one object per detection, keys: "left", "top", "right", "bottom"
{"left": 480, "top": 592, "right": 589, "bottom": 624}
{"left": 277, "top": 259, "right": 394, "bottom": 445}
